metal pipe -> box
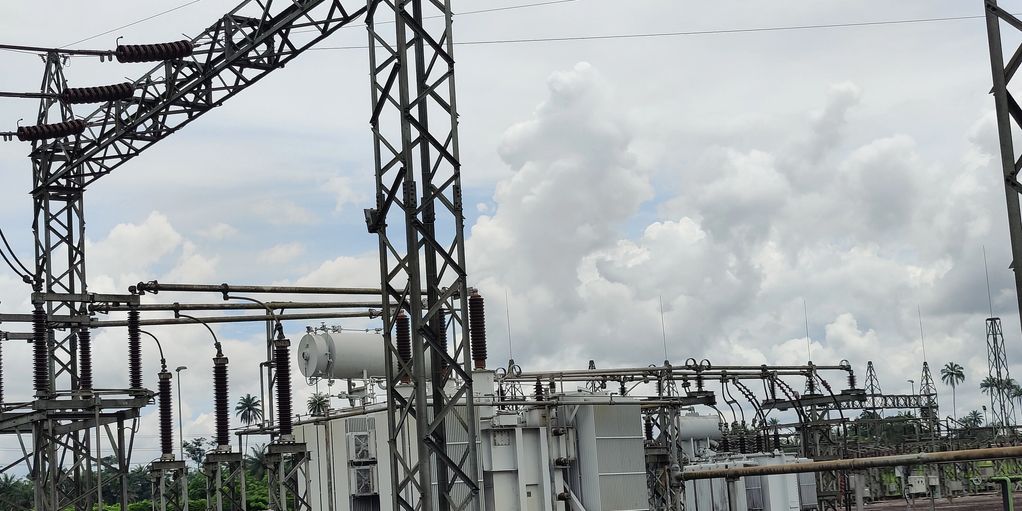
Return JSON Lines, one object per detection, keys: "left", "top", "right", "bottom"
{"left": 681, "top": 445, "right": 1022, "bottom": 481}
{"left": 133, "top": 281, "right": 383, "bottom": 295}
{"left": 0, "top": 43, "right": 113, "bottom": 57}
{"left": 90, "top": 311, "right": 375, "bottom": 328}
{"left": 512, "top": 365, "right": 847, "bottom": 379}
{"left": 92, "top": 301, "right": 386, "bottom": 312}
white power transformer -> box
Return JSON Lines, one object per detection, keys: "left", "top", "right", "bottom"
{"left": 294, "top": 371, "right": 650, "bottom": 510}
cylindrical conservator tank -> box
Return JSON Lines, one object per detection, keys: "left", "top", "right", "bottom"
{"left": 298, "top": 331, "right": 402, "bottom": 380}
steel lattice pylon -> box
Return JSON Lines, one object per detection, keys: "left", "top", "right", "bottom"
{"left": 16, "top": 52, "right": 150, "bottom": 511}
{"left": 985, "top": 0, "right": 1022, "bottom": 339}
{"left": 366, "top": 0, "right": 481, "bottom": 508}
{"left": 986, "top": 317, "right": 1015, "bottom": 426}
{"left": 918, "top": 361, "right": 939, "bottom": 426}
{"left": 864, "top": 361, "right": 883, "bottom": 413}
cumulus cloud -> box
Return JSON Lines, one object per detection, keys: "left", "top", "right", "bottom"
{"left": 324, "top": 175, "right": 365, "bottom": 213}
{"left": 465, "top": 62, "right": 1014, "bottom": 420}
{"left": 250, "top": 198, "right": 318, "bottom": 226}
{"left": 198, "top": 222, "right": 238, "bottom": 240}
{"left": 257, "top": 242, "right": 306, "bottom": 264}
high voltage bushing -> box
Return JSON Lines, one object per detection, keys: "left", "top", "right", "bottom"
{"left": 396, "top": 310, "right": 411, "bottom": 383}
{"left": 534, "top": 378, "right": 544, "bottom": 401}
{"left": 468, "top": 290, "right": 487, "bottom": 369}
{"left": 115, "top": 40, "right": 193, "bottom": 63}
{"left": 213, "top": 355, "right": 230, "bottom": 447}
{"left": 274, "top": 337, "right": 294, "bottom": 437}
{"left": 643, "top": 416, "right": 653, "bottom": 441}
{"left": 32, "top": 305, "right": 48, "bottom": 396}
{"left": 60, "top": 82, "right": 133, "bottom": 104}
{"left": 127, "top": 308, "right": 142, "bottom": 389}
{"left": 78, "top": 327, "right": 93, "bottom": 390}
{"left": 847, "top": 371, "right": 857, "bottom": 390}
{"left": 158, "top": 370, "right": 174, "bottom": 457}
{"left": 16, "top": 119, "right": 85, "bottom": 142}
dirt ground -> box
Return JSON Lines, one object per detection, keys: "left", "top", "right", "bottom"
{"left": 862, "top": 493, "right": 1017, "bottom": 510}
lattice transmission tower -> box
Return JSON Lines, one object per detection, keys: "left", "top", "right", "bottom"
{"left": 365, "top": 0, "right": 482, "bottom": 508}
{"left": 986, "top": 317, "right": 1015, "bottom": 426}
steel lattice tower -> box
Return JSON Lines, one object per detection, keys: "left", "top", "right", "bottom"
{"left": 985, "top": 0, "right": 1022, "bottom": 340}
{"left": 918, "top": 361, "right": 939, "bottom": 425}
{"left": 864, "top": 361, "right": 883, "bottom": 412}
{"left": 986, "top": 317, "right": 1015, "bottom": 426}
{"left": 366, "top": 0, "right": 481, "bottom": 509}
{"left": 22, "top": 52, "right": 150, "bottom": 511}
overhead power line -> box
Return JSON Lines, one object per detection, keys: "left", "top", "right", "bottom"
{"left": 0, "top": 0, "right": 204, "bottom": 56}
{"left": 61, "top": 0, "right": 205, "bottom": 49}
{"left": 312, "top": 12, "right": 1008, "bottom": 51}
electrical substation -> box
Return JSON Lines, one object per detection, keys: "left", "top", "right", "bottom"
{"left": 4, "top": 1, "right": 1022, "bottom": 510}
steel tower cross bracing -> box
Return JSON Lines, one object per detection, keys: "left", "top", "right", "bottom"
{"left": 23, "top": 52, "right": 150, "bottom": 511}
{"left": 985, "top": 0, "right": 1022, "bottom": 338}
{"left": 34, "top": 0, "right": 367, "bottom": 192}
{"left": 366, "top": 0, "right": 481, "bottom": 509}
{"left": 986, "top": 317, "right": 1015, "bottom": 426}
{"left": 7, "top": 1, "right": 371, "bottom": 508}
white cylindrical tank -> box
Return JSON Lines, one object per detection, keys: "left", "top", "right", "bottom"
{"left": 678, "top": 413, "right": 723, "bottom": 441}
{"left": 297, "top": 331, "right": 393, "bottom": 380}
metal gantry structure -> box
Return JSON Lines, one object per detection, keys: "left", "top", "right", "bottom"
{"left": 0, "top": 0, "right": 480, "bottom": 510}
{"left": 986, "top": 317, "right": 1016, "bottom": 426}
{"left": 986, "top": 0, "right": 1022, "bottom": 338}
{"left": 366, "top": 0, "right": 481, "bottom": 508}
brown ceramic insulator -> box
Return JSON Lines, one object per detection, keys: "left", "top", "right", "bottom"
{"left": 468, "top": 291, "right": 487, "bottom": 369}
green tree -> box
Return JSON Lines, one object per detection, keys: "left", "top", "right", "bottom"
{"left": 0, "top": 473, "right": 32, "bottom": 510}
{"left": 183, "top": 436, "right": 213, "bottom": 468}
{"left": 940, "top": 362, "right": 965, "bottom": 421}
{"left": 308, "top": 392, "right": 330, "bottom": 416}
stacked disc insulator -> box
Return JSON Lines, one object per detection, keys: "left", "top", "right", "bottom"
{"left": 32, "top": 305, "right": 48, "bottom": 396}
{"left": 213, "top": 356, "right": 230, "bottom": 447}
{"left": 78, "top": 328, "right": 93, "bottom": 390}
{"left": 127, "top": 309, "right": 142, "bottom": 390}
{"left": 468, "top": 291, "right": 487, "bottom": 369}
{"left": 115, "top": 40, "right": 193, "bottom": 63}
{"left": 60, "top": 82, "right": 133, "bottom": 104}
{"left": 274, "top": 338, "right": 293, "bottom": 436}
{"left": 158, "top": 371, "right": 174, "bottom": 457}
{"left": 16, "top": 119, "right": 85, "bottom": 141}
{"left": 396, "top": 310, "right": 411, "bottom": 383}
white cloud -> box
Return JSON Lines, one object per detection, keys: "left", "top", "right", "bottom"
{"left": 257, "top": 242, "right": 305, "bottom": 264}
{"left": 250, "top": 198, "right": 318, "bottom": 226}
{"left": 324, "top": 176, "right": 364, "bottom": 213}
{"left": 198, "top": 223, "right": 238, "bottom": 240}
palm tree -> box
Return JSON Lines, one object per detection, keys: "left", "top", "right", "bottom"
{"left": 235, "top": 393, "right": 263, "bottom": 426}
{"left": 308, "top": 392, "right": 330, "bottom": 416}
{"left": 963, "top": 410, "right": 984, "bottom": 429}
{"left": 245, "top": 443, "right": 268, "bottom": 480}
{"left": 940, "top": 362, "right": 965, "bottom": 421}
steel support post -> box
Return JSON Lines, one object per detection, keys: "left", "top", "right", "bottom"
{"left": 151, "top": 460, "right": 189, "bottom": 511}
{"left": 985, "top": 0, "right": 1022, "bottom": 338}
{"left": 265, "top": 442, "right": 311, "bottom": 511}
{"left": 366, "top": 0, "right": 480, "bottom": 510}
{"left": 203, "top": 451, "right": 246, "bottom": 511}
